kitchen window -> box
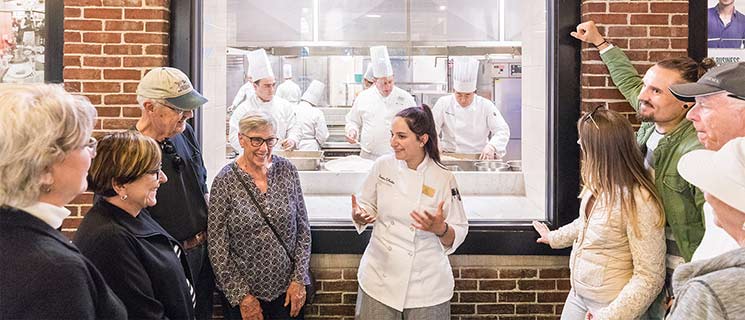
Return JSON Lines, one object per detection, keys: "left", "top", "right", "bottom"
{"left": 174, "top": 0, "right": 582, "bottom": 254}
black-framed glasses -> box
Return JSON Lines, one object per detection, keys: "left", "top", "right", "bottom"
{"left": 145, "top": 163, "right": 163, "bottom": 180}
{"left": 160, "top": 139, "right": 184, "bottom": 172}
{"left": 240, "top": 133, "right": 278, "bottom": 148}
{"left": 582, "top": 105, "right": 602, "bottom": 130}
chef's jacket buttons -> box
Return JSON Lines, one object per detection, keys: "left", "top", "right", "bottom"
{"left": 409, "top": 226, "right": 415, "bottom": 232}
{"left": 408, "top": 252, "right": 413, "bottom": 257}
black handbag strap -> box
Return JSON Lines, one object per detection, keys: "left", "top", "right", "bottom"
{"left": 231, "top": 163, "right": 296, "bottom": 265}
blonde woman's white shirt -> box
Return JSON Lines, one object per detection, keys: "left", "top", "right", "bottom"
{"left": 19, "top": 202, "right": 71, "bottom": 229}
{"left": 432, "top": 95, "right": 510, "bottom": 157}
{"left": 354, "top": 154, "right": 468, "bottom": 311}
{"left": 295, "top": 100, "right": 329, "bottom": 151}
{"left": 344, "top": 87, "right": 416, "bottom": 159}
{"left": 548, "top": 188, "right": 665, "bottom": 320}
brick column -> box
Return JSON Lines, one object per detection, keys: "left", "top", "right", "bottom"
{"left": 61, "top": 0, "right": 170, "bottom": 236}
{"left": 580, "top": 0, "right": 689, "bottom": 126}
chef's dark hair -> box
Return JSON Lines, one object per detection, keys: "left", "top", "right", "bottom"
{"left": 395, "top": 104, "right": 443, "bottom": 167}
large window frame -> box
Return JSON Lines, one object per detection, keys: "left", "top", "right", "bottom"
{"left": 171, "top": 0, "right": 581, "bottom": 255}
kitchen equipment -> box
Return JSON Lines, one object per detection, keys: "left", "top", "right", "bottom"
{"left": 274, "top": 150, "right": 323, "bottom": 171}
{"left": 474, "top": 161, "right": 510, "bottom": 172}
{"left": 507, "top": 160, "right": 522, "bottom": 172}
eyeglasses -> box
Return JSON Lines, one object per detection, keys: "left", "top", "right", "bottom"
{"left": 145, "top": 164, "right": 163, "bottom": 180}
{"left": 240, "top": 133, "right": 278, "bottom": 148}
{"left": 160, "top": 139, "right": 184, "bottom": 172}
{"left": 84, "top": 137, "right": 98, "bottom": 157}
{"left": 582, "top": 105, "right": 603, "bottom": 130}
{"left": 155, "top": 101, "right": 185, "bottom": 116}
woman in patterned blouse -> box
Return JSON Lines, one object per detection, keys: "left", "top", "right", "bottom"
{"left": 208, "top": 111, "right": 312, "bottom": 320}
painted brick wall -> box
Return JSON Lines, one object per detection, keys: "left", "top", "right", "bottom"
{"left": 580, "top": 0, "right": 689, "bottom": 126}
{"left": 61, "top": 0, "right": 170, "bottom": 238}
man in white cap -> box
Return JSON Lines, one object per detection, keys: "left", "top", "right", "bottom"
{"left": 668, "top": 137, "right": 745, "bottom": 319}
{"left": 432, "top": 57, "right": 510, "bottom": 160}
{"left": 133, "top": 67, "right": 216, "bottom": 319}
{"left": 295, "top": 80, "right": 330, "bottom": 151}
{"left": 345, "top": 45, "right": 417, "bottom": 159}
{"left": 275, "top": 63, "right": 302, "bottom": 104}
{"left": 668, "top": 62, "right": 745, "bottom": 262}
{"left": 229, "top": 49, "right": 301, "bottom": 153}
{"left": 362, "top": 64, "right": 375, "bottom": 90}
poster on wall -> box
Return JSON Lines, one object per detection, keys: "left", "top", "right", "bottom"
{"left": 708, "top": 0, "right": 745, "bottom": 65}
{"left": 0, "top": 0, "right": 46, "bottom": 83}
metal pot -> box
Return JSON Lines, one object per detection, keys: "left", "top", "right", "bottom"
{"left": 474, "top": 161, "right": 510, "bottom": 172}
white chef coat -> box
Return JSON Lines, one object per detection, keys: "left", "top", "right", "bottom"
{"left": 275, "top": 79, "right": 302, "bottom": 103}
{"left": 354, "top": 154, "right": 468, "bottom": 311}
{"left": 229, "top": 95, "right": 301, "bottom": 153}
{"left": 691, "top": 202, "right": 740, "bottom": 261}
{"left": 432, "top": 94, "right": 510, "bottom": 157}
{"left": 345, "top": 86, "right": 416, "bottom": 159}
{"left": 229, "top": 82, "right": 255, "bottom": 113}
{"left": 295, "top": 100, "right": 329, "bottom": 151}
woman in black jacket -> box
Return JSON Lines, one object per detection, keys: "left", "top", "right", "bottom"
{"left": 75, "top": 130, "right": 195, "bottom": 319}
{"left": 0, "top": 84, "right": 126, "bottom": 319}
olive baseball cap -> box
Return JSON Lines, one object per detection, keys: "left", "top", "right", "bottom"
{"left": 136, "top": 67, "right": 208, "bottom": 111}
{"left": 669, "top": 62, "right": 745, "bottom": 103}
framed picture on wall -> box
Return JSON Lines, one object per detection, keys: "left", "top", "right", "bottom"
{"left": 0, "top": 0, "right": 62, "bottom": 83}
{"left": 707, "top": 0, "right": 745, "bottom": 64}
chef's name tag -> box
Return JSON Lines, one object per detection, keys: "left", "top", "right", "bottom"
{"left": 421, "top": 184, "right": 435, "bottom": 197}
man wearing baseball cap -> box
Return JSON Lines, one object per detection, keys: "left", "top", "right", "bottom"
{"left": 667, "top": 137, "right": 745, "bottom": 319}
{"left": 134, "top": 67, "right": 216, "bottom": 319}
{"left": 669, "top": 62, "right": 745, "bottom": 263}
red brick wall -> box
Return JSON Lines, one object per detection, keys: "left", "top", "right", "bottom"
{"left": 580, "top": 0, "right": 689, "bottom": 126}
{"left": 61, "top": 0, "right": 170, "bottom": 237}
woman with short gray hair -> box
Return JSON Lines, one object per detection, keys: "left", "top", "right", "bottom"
{"left": 0, "top": 84, "right": 126, "bottom": 319}
{"left": 209, "top": 111, "right": 312, "bottom": 320}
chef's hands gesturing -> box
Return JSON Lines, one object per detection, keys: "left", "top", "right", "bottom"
{"left": 410, "top": 201, "right": 447, "bottom": 235}
{"left": 345, "top": 129, "right": 358, "bottom": 144}
{"left": 479, "top": 144, "right": 497, "bottom": 160}
{"left": 351, "top": 194, "right": 376, "bottom": 225}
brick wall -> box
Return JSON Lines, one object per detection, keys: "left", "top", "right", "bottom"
{"left": 580, "top": 0, "right": 689, "bottom": 126}
{"left": 61, "top": 0, "right": 170, "bottom": 238}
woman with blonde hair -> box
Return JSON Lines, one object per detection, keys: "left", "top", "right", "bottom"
{"left": 533, "top": 107, "right": 666, "bottom": 319}
{"left": 75, "top": 131, "right": 195, "bottom": 319}
{"left": 0, "top": 84, "right": 126, "bottom": 319}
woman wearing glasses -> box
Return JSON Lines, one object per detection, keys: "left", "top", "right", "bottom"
{"left": 74, "top": 130, "right": 196, "bottom": 320}
{"left": 209, "top": 111, "right": 311, "bottom": 320}
{"left": 0, "top": 84, "right": 126, "bottom": 319}
{"left": 532, "top": 108, "right": 666, "bottom": 319}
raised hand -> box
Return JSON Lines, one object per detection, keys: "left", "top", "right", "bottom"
{"left": 570, "top": 21, "right": 605, "bottom": 47}
{"left": 410, "top": 201, "right": 447, "bottom": 235}
{"left": 351, "top": 194, "right": 375, "bottom": 225}
{"left": 532, "top": 221, "right": 551, "bottom": 245}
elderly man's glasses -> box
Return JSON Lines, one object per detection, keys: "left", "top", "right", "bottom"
{"left": 155, "top": 101, "right": 185, "bottom": 116}
{"left": 240, "top": 133, "right": 278, "bottom": 148}
{"left": 160, "top": 139, "right": 184, "bottom": 172}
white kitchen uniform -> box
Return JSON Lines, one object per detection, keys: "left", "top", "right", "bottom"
{"left": 295, "top": 100, "right": 329, "bottom": 151}
{"left": 275, "top": 79, "right": 302, "bottom": 103}
{"left": 691, "top": 202, "right": 740, "bottom": 261}
{"left": 432, "top": 95, "right": 510, "bottom": 157}
{"left": 229, "top": 82, "right": 255, "bottom": 113}
{"left": 354, "top": 154, "right": 468, "bottom": 311}
{"left": 229, "top": 95, "right": 301, "bottom": 153}
{"left": 345, "top": 87, "right": 416, "bottom": 159}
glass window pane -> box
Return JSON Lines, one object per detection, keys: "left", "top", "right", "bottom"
{"left": 410, "top": 0, "right": 500, "bottom": 41}
{"left": 319, "top": 0, "right": 406, "bottom": 41}
{"left": 227, "top": 0, "right": 314, "bottom": 43}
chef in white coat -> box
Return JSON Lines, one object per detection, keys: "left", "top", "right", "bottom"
{"left": 295, "top": 80, "right": 330, "bottom": 151}
{"left": 228, "top": 54, "right": 255, "bottom": 113}
{"left": 345, "top": 45, "right": 417, "bottom": 159}
{"left": 432, "top": 57, "right": 510, "bottom": 160}
{"left": 363, "top": 64, "right": 375, "bottom": 90}
{"left": 275, "top": 63, "right": 302, "bottom": 104}
{"left": 352, "top": 105, "right": 468, "bottom": 320}
{"left": 229, "top": 49, "right": 301, "bottom": 153}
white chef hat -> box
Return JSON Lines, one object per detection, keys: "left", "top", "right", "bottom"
{"left": 452, "top": 57, "right": 480, "bottom": 93}
{"left": 283, "top": 64, "right": 293, "bottom": 79}
{"left": 363, "top": 64, "right": 375, "bottom": 82}
{"left": 370, "top": 45, "right": 393, "bottom": 78}
{"left": 247, "top": 48, "right": 274, "bottom": 81}
{"left": 301, "top": 80, "right": 326, "bottom": 106}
